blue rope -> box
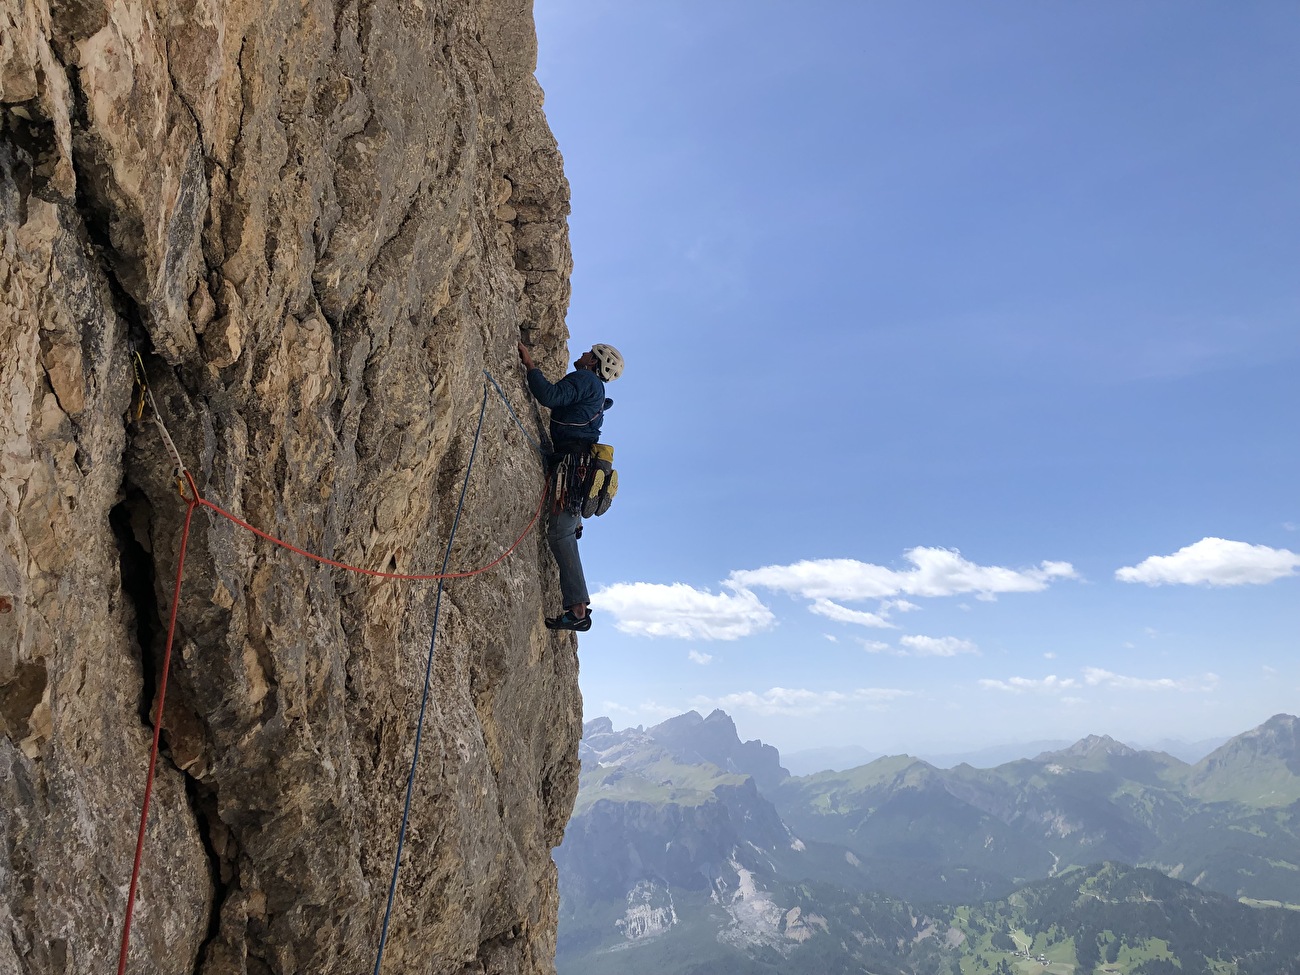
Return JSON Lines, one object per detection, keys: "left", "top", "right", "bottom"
{"left": 483, "top": 368, "right": 545, "bottom": 458}
{"left": 372, "top": 383, "right": 491, "bottom": 974}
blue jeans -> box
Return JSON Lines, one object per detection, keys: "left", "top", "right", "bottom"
{"left": 547, "top": 507, "right": 589, "bottom": 610}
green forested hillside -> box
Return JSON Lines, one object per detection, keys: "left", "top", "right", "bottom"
{"left": 773, "top": 715, "right": 1300, "bottom": 904}
{"left": 557, "top": 713, "right": 1300, "bottom": 974}
{"left": 969, "top": 864, "right": 1300, "bottom": 975}
{"left": 560, "top": 859, "right": 1300, "bottom": 975}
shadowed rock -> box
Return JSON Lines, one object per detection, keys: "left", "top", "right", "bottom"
{"left": 1, "top": 1, "right": 582, "bottom": 972}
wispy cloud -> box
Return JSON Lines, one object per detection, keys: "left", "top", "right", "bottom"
{"left": 980, "top": 675, "right": 1078, "bottom": 692}
{"left": 688, "top": 650, "right": 713, "bottom": 665}
{"left": 695, "top": 686, "right": 911, "bottom": 717}
{"left": 594, "top": 582, "right": 775, "bottom": 640}
{"left": 1081, "top": 667, "right": 1219, "bottom": 692}
{"left": 1116, "top": 537, "right": 1300, "bottom": 587}
{"left": 809, "top": 598, "right": 894, "bottom": 628}
{"left": 859, "top": 639, "right": 897, "bottom": 654}
{"left": 730, "top": 547, "right": 1077, "bottom": 601}
{"left": 900, "top": 634, "right": 979, "bottom": 657}
{"left": 855, "top": 635, "right": 977, "bottom": 657}
{"left": 980, "top": 667, "right": 1219, "bottom": 694}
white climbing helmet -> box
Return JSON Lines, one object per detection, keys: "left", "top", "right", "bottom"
{"left": 591, "top": 343, "right": 624, "bottom": 382}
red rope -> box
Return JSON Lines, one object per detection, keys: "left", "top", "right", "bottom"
{"left": 116, "top": 468, "right": 548, "bottom": 970}
{"left": 190, "top": 473, "right": 549, "bottom": 581}
{"left": 117, "top": 484, "right": 198, "bottom": 975}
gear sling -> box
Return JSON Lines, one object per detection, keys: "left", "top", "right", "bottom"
{"left": 553, "top": 442, "right": 618, "bottom": 520}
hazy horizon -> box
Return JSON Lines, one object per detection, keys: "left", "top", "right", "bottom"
{"left": 586, "top": 705, "right": 1276, "bottom": 772}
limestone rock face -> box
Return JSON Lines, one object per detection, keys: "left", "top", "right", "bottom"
{"left": 1, "top": 1, "right": 582, "bottom": 972}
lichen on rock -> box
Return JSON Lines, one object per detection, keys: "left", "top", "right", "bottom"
{"left": 1, "top": 1, "right": 583, "bottom": 972}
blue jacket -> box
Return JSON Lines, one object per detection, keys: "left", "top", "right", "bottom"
{"left": 527, "top": 366, "right": 609, "bottom": 446}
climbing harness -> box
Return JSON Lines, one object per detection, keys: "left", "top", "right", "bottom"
{"left": 550, "top": 404, "right": 605, "bottom": 428}
{"left": 117, "top": 365, "right": 548, "bottom": 975}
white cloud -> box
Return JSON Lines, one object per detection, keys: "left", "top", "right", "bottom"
{"left": 1043, "top": 651, "right": 1058, "bottom": 660}
{"left": 980, "top": 675, "right": 1079, "bottom": 693}
{"left": 899, "top": 634, "right": 979, "bottom": 657}
{"left": 1082, "top": 667, "right": 1219, "bottom": 692}
{"left": 809, "top": 598, "right": 894, "bottom": 629}
{"left": 695, "top": 686, "right": 911, "bottom": 717}
{"left": 859, "top": 639, "right": 897, "bottom": 654}
{"left": 688, "top": 650, "right": 713, "bottom": 665}
{"left": 730, "top": 547, "right": 1076, "bottom": 601}
{"left": 594, "top": 582, "right": 775, "bottom": 640}
{"left": 1116, "top": 537, "right": 1300, "bottom": 587}
{"left": 980, "top": 668, "right": 1218, "bottom": 694}
{"left": 883, "top": 599, "right": 920, "bottom": 613}
{"left": 823, "top": 634, "right": 839, "bottom": 643}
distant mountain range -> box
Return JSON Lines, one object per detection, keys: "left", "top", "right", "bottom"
{"left": 781, "top": 736, "right": 1231, "bottom": 777}
{"left": 555, "top": 710, "right": 1300, "bottom": 974}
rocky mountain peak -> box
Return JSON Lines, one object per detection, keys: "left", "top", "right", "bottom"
{"left": 649, "top": 709, "right": 790, "bottom": 795}
{"left": 1199, "top": 713, "right": 1298, "bottom": 762}
{"left": 1253, "top": 712, "right": 1298, "bottom": 743}
{"left": 650, "top": 709, "right": 707, "bottom": 734}
{"left": 1041, "top": 734, "right": 1138, "bottom": 761}
{"left": 584, "top": 716, "right": 615, "bottom": 737}
{"left": 704, "top": 707, "right": 739, "bottom": 730}
{"left": 1192, "top": 712, "right": 1300, "bottom": 793}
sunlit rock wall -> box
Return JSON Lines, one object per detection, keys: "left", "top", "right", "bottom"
{"left": 0, "top": 0, "right": 582, "bottom": 971}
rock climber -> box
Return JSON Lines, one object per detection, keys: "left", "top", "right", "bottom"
{"left": 517, "top": 340, "right": 624, "bottom": 632}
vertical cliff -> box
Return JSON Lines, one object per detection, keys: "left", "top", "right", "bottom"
{"left": 1, "top": 1, "right": 581, "bottom": 972}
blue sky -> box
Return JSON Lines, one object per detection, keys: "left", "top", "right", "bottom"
{"left": 530, "top": 1, "right": 1300, "bottom": 757}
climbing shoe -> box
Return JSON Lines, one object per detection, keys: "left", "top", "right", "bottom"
{"left": 545, "top": 609, "right": 592, "bottom": 632}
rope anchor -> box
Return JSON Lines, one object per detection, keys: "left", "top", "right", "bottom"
{"left": 131, "top": 351, "right": 189, "bottom": 496}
